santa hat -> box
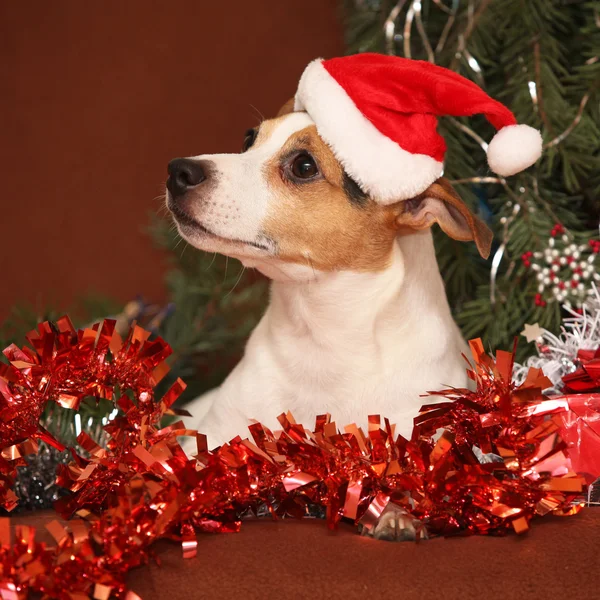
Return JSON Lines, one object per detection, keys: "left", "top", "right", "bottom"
{"left": 294, "top": 54, "right": 542, "bottom": 204}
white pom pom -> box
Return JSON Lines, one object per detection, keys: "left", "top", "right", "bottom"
{"left": 487, "top": 124, "right": 543, "bottom": 176}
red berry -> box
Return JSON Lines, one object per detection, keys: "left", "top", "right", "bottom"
{"left": 534, "top": 293, "right": 547, "bottom": 307}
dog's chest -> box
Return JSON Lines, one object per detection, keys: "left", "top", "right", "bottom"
{"left": 222, "top": 313, "right": 468, "bottom": 434}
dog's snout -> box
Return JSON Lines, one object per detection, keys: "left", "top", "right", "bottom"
{"left": 167, "top": 158, "right": 207, "bottom": 198}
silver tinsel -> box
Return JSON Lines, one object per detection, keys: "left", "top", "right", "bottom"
{"left": 513, "top": 285, "right": 600, "bottom": 393}
{"left": 11, "top": 443, "right": 71, "bottom": 512}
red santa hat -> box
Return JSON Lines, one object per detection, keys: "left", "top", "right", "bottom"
{"left": 294, "top": 54, "right": 542, "bottom": 204}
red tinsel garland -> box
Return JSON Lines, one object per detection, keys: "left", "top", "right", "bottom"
{"left": 0, "top": 320, "right": 592, "bottom": 599}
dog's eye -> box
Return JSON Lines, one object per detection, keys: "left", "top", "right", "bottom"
{"left": 291, "top": 153, "right": 318, "bottom": 179}
{"left": 242, "top": 129, "right": 257, "bottom": 152}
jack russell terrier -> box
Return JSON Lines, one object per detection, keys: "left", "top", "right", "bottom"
{"left": 165, "top": 55, "right": 541, "bottom": 452}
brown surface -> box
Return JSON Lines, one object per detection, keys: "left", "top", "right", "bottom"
{"left": 0, "top": 1, "right": 343, "bottom": 318}
{"left": 10, "top": 509, "right": 599, "bottom": 599}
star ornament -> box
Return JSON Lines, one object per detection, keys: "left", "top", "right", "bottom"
{"left": 521, "top": 322, "right": 544, "bottom": 343}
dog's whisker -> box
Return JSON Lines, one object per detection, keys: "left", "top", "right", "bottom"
{"left": 223, "top": 256, "right": 230, "bottom": 284}
{"left": 205, "top": 252, "right": 218, "bottom": 272}
{"left": 224, "top": 266, "right": 246, "bottom": 299}
{"left": 249, "top": 103, "right": 265, "bottom": 125}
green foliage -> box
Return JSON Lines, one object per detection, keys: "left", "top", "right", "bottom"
{"left": 345, "top": 0, "right": 600, "bottom": 358}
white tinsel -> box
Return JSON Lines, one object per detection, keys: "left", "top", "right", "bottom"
{"left": 513, "top": 285, "right": 600, "bottom": 393}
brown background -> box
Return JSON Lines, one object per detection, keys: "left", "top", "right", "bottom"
{"left": 0, "top": 1, "right": 344, "bottom": 319}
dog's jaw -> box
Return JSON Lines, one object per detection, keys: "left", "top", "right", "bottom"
{"left": 173, "top": 215, "right": 276, "bottom": 255}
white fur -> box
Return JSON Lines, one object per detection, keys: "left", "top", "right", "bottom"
{"left": 294, "top": 59, "right": 443, "bottom": 204}
{"left": 487, "top": 124, "right": 543, "bottom": 177}
{"left": 183, "top": 232, "right": 469, "bottom": 449}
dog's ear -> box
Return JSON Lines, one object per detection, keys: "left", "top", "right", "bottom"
{"left": 395, "top": 178, "right": 493, "bottom": 259}
{"left": 277, "top": 97, "right": 296, "bottom": 117}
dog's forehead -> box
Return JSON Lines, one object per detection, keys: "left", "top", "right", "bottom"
{"left": 253, "top": 112, "right": 315, "bottom": 155}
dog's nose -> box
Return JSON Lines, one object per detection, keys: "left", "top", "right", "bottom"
{"left": 167, "top": 158, "right": 206, "bottom": 198}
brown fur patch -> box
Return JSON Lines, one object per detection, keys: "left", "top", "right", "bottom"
{"left": 261, "top": 125, "right": 399, "bottom": 272}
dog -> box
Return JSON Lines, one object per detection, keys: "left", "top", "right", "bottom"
{"left": 166, "top": 100, "right": 492, "bottom": 451}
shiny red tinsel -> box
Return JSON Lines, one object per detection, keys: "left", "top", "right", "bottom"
{"left": 0, "top": 321, "right": 589, "bottom": 599}
{"left": 562, "top": 347, "right": 600, "bottom": 393}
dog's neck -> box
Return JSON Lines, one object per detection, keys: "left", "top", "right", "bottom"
{"left": 189, "top": 230, "right": 468, "bottom": 446}
{"left": 257, "top": 230, "right": 457, "bottom": 357}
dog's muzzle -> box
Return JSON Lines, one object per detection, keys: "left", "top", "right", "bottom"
{"left": 166, "top": 158, "right": 209, "bottom": 200}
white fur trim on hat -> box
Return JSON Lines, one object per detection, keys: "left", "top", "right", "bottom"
{"left": 487, "top": 124, "right": 543, "bottom": 177}
{"left": 294, "top": 59, "right": 443, "bottom": 204}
